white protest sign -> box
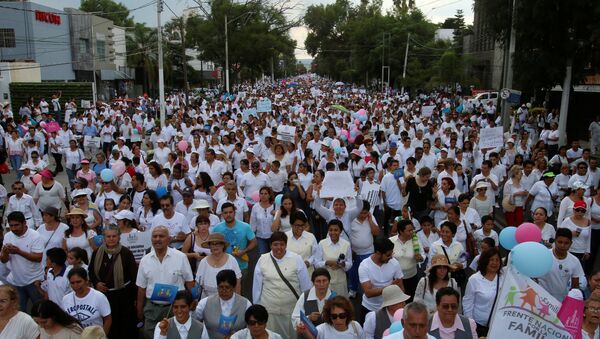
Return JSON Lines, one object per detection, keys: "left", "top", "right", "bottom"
{"left": 320, "top": 171, "right": 356, "bottom": 198}
{"left": 277, "top": 125, "right": 296, "bottom": 142}
{"left": 256, "top": 99, "right": 272, "bottom": 113}
{"left": 84, "top": 136, "right": 101, "bottom": 148}
{"left": 421, "top": 105, "right": 435, "bottom": 117}
{"left": 237, "top": 91, "right": 246, "bottom": 99}
{"left": 242, "top": 108, "right": 257, "bottom": 121}
{"left": 487, "top": 268, "right": 572, "bottom": 339}
{"left": 120, "top": 231, "right": 152, "bottom": 263}
{"left": 479, "top": 127, "right": 504, "bottom": 149}
{"left": 81, "top": 100, "right": 91, "bottom": 109}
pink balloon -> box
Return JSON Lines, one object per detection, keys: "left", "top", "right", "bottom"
{"left": 178, "top": 140, "right": 189, "bottom": 152}
{"left": 383, "top": 329, "right": 390, "bottom": 336}
{"left": 393, "top": 308, "right": 404, "bottom": 322}
{"left": 111, "top": 161, "right": 126, "bottom": 177}
{"left": 331, "top": 139, "right": 341, "bottom": 149}
{"left": 348, "top": 136, "right": 356, "bottom": 143}
{"left": 358, "top": 108, "right": 367, "bottom": 116}
{"left": 298, "top": 107, "right": 305, "bottom": 113}
{"left": 251, "top": 191, "right": 260, "bottom": 203}
{"left": 341, "top": 129, "right": 349, "bottom": 137}
{"left": 31, "top": 173, "right": 42, "bottom": 185}
{"left": 354, "top": 119, "right": 360, "bottom": 125}
{"left": 515, "top": 222, "right": 542, "bottom": 243}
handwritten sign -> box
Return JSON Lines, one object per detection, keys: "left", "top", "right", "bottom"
{"left": 81, "top": 100, "right": 91, "bottom": 109}
{"left": 120, "top": 231, "right": 152, "bottom": 263}
{"left": 320, "top": 171, "right": 355, "bottom": 198}
{"left": 277, "top": 125, "right": 296, "bottom": 143}
{"left": 242, "top": 108, "right": 257, "bottom": 121}
{"left": 479, "top": 127, "right": 504, "bottom": 150}
{"left": 84, "top": 136, "right": 101, "bottom": 148}
{"left": 421, "top": 105, "right": 435, "bottom": 117}
{"left": 256, "top": 99, "right": 272, "bottom": 113}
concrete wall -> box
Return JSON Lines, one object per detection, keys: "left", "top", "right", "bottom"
{"left": 113, "top": 26, "right": 126, "bottom": 69}
{"left": 92, "top": 15, "right": 115, "bottom": 72}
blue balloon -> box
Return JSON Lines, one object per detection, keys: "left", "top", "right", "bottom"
{"left": 156, "top": 186, "right": 168, "bottom": 198}
{"left": 274, "top": 194, "right": 283, "bottom": 206}
{"left": 350, "top": 130, "right": 359, "bottom": 138}
{"left": 100, "top": 168, "right": 114, "bottom": 182}
{"left": 390, "top": 321, "right": 403, "bottom": 334}
{"left": 358, "top": 114, "right": 368, "bottom": 122}
{"left": 93, "top": 235, "right": 104, "bottom": 247}
{"left": 499, "top": 226, "right": 518, "bottom": 250}
{"left": 512, "top": 241, "right": 553, "bottom": 278}
{"left": 334, "top": 146, "right": 342, "bottom": 155}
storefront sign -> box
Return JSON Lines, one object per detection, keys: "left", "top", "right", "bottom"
{"left": 35, "top": 10, "right": 61, "bottom": 25}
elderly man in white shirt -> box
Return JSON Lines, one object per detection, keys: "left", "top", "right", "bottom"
{"left": 136, "top": 226, "right": 195, "bottom": 339}
{"left": 5, "top": 181, "right": 41, "bottom": 229}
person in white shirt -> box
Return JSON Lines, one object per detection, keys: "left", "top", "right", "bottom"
{"left": 358, "top": 237, "right": 405, "bottom": 320}
{"left": 314, "top": 220, "right": 353, "bottom": 297}
{"left": 239, "top": 161, "right": 271, "bottom": 197}
{"left": 5, "top": 181, "right": 42, "bottom": 228}
{"left": 230, "top": 304, "right": 283, "bottom": 339}
{"left": 253, "top": 231, "right": 311, "bottom": 339}
{"left": 382, "top": 301, "right": 436, "bottom": 339}
{"left": 152, "top": 195, "right": 191, "bottom": 248}
{"left": 0, "top": 211, "right": 45, "bottom": 312}
{"left": 40, "top": 247, "right": 71, "bottom": 308}
{"left": 154, "top": 290, "right": 209, "bottom": 339}
{"left": 390, "top": 220, "right": 425, "bottom": 299}
{"left": 381, "top": 159, "right": 405, "bottom": 235}
{"left": 136, "top": 226, "right": 195, "bottom": 339}
{"left": 267, "top": 160, "right": 288, "bottom": 194}
{"left": 470, "top": 160, "right": 499, "bottom": 206}
{"left": 291, "top": 267, "right": 335, "bottom": 330}
{"left": 62, "top": 267, "right": 112, "bottom": 333}
{"left": 525, "top": 171, "right": 558, "bottom": 218}
{"left": 538, "top": 228, "right": 586, "bottom": 302}
{"left": 363, "top": 283, "right": 410, "bottom": 339}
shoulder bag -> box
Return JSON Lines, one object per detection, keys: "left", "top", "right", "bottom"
{"left": 270, "top": 254, "right": 300, "bottom": 299}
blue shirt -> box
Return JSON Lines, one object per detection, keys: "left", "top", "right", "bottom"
{"left": 212, "top": 220, "right": 255, "bottom": 270}
{"left": 82, "top": 125, "right": 98, "bottom": 137}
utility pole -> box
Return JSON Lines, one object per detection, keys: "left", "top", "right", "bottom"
{"left": 381, "top": 32, "right": 385, "bottom": 92}
{"left": 157, "top": 0, "right": 166, "bottom": 127}
{"left": 401, "top": 33, "right": 410, "bottom": 95}
{"left": 179, "top": 18, "right": 189, "bottom": 105}
{"left": 224, "top": 14, "right": 230, "bottom": 93}
{"left": 501, "top": 0, "right": 517, "bottom": 132}
{"left": 91, "top": 15, "right": 97, "bottom": 105}
{"left": 558, "top": 58, "right": 573, "bottom": 147}
{"left": 271, "top": 55, "right": 274, "bottom": 82}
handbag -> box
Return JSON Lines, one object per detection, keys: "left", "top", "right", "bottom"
{"left": 502, "top": 195, "right": 516, "bottom": 212}
{"left": 270, "top": 254, "right": 300, "bottom": 299}
{"left": 441, "top": 246, "right": 467, "bottom": 288}
{"left": 463, "top": 220, "right": 478, "bottom": 258}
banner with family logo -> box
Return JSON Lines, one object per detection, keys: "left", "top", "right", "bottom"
{"left": 487, "top": 268, "right": 572, "bottom": 339}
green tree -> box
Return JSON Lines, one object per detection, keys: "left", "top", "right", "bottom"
{"left": 126, "top": 23, "right": 157, "bottom": 94}
{"left": 80, "top": 0, "right": 134, "bottom": 27}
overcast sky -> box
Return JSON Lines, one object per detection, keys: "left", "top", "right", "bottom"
{"left": 39, "top": 0, "right": 474, "bottom": 59}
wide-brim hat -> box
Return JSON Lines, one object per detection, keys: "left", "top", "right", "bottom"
{"left": 201, "top": 233, "right": 229, "bottom": 249}
{"left": 426, "top": 254, "right": 452, "bottom": 272}
{"left": 380, "top": 285, "right": 410, "bottom": 308}
{"left": 66, "top": 208, "right": 87, "bottom": 217}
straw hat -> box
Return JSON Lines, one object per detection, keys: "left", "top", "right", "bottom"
{"left": 66, "top": 208, "right": 87, "bottom": 217}
{"left": 426, "top": 254, "right": 451, "bottom": 272}
{"left": 201, "top": 233, "right": 229, "bottom": 249}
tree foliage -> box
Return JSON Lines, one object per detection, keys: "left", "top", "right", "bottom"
{"left": 304, "top": 0, "right": 471, "bottom": 90}
{"left": 185, "top": 0, "right": 298, "bottom": 83}
{"left": 480, "top": 0, "right": 600, "bottom": 92}
{"left": 79, "top": 0, "right": 134, "bottom": 27}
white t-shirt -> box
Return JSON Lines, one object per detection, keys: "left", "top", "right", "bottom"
{"left": 151, "top": 212, "right": 191, "bottom": 236}
{"left": 195, "top": 254, "right": 242, "bottom": 298}
{"left": 38, "top": 222, "right": 69, "bottom": 263}
{"left": 65, "top": 230, "right": 97, "bottom": 260}
{"left": 62, "top": 288, "right": 111, "bottom": 328}
{"left": 42, "top": 267, "right": 71, "bottom": 308}
{"left": 4, "top": 228, "right": 45, "bottom": 286}
{"left": 358, "top": 257, "right": 404, "bottom": 311}
{"left": 316, "top": 321, "right": 364, "bottom": 339}
{"left": 538, "top": 250, "right": 585, "bottom": 302}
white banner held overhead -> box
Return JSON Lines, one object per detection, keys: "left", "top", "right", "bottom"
{"left": 421, "top": 105, "right": 435, "bottom": 117}
{"left": 479, "top": 127, "right": 504, "bottom": 149}
{"left": 320, "top": 171, "right": 355, "bottom": 198}
{"left": 256, "top": 99, "right": 272, "bottom": 113}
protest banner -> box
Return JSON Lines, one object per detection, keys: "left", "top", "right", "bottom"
{"left": 81, "top": 100, "right": 91, "bottom": 109}
{"left": 83, "top": 136, "right": 101, "bottom": 149}
{"left": 557, "top": 290, "right": 585, "bottom": 339}
{"left": 320, "top": 171, "right": 355, "bottom": 198}
{"left": 256, "top": 99, "right": 272, "bottom": 113}
{"left": 421, "top": 105, "right": 435, "bottom": 117}
{"left": 479, "top": 127, "right": 504, "bottom": 149}
{"left": 242, "top": 108, "right": 257, "bottom": 121}
{"left": 277, "top": 125, "right": 296, "bottom": 142}
{"left": 120, "top": 231, "right": 152, "bottom": 263}
{"left": 487, "top": 268, "right": 572, "bottom": 339}
{"left": 237, "top": 91, "right": 246, "bottom": 99}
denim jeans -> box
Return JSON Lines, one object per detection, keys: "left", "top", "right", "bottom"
{"left": 348, "top": 253, "right": 372, "bottom": 292}
{"left": 10, "top": 155, "right": 22, "bottom": 179}
{"left": 16, "top": 282, "right": 42, "bottom": 313}
{"left": 257, "top": 237, "right": 270, "bottom": 255}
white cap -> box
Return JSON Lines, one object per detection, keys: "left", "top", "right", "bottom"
{"left": 567, "top": 289, "right": 584, "bottom": 300}
{"left": 114, "top": 210, "right": 136, "bottom": 221}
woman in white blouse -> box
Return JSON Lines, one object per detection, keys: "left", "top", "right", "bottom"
{"left": 315, "top": 220, "right": 352, "bottom": 297}
{"left": 250, "top": 186, "right": 275, "bottom": 254}
{"left": 145, "top": 162, "right": 168, "bottom": 190}
{"left": 559, "top": 201, "right": 592, "bottom": 264}
{"left": 414, "top": 254, "right": 459, "bottom": 315}
{"left": 196, "top": 233, "right": 241, "bottom": 298}
{"left": 313, "top": 296, "right": 363, "bottom": 339}
{"left": 532, "top": 207, "right": 556, "bottom": 248}
{"left": 463, "top": 248, "right": 504, "bottom": 337}
{"left": 136, "top": 191, "right": 161, "bottom": 232}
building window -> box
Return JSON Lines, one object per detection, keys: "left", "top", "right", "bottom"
{"left": 79, "top": 38, "right": 88, "bottom": 54}
{"left": 0, "top": 29, "right": 15, "bottom": 48}
{"left": 96, "top": 40, "right": 105, "bottom": 58}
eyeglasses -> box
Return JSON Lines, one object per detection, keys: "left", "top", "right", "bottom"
{"left": 330, "top": 312, "right": 348, "bottom": 320}
{"left": 574, "top": 208, "right": 586, "bottom": 213}
{"left": 247, "top": 319, "right": 266, "bottom": 326}
{"left": 440, "top": 303, "right": 459, "bottom": 310}
{"left": 588, "top": 307, "right": 600, "bottom": 313}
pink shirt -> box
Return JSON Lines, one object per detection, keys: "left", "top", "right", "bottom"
{"left": 77, "top": 169, "right": 97, "bottom": 190}
{"left": 429, "top": 312, "right": 478, "bottom": 339}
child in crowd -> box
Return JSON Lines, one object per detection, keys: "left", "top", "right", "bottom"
{"left": 473, "top": 215, "right": 499, "bottom": 252}
{"left": 65, "top": 246, "right": 89, "bottom": 277}
{"left": 103, "top": 198, "right": 117, "bottom": 226}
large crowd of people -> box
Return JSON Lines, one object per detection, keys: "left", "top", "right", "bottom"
{"left": 0, "top": 75, "right": 599, "bottom": 339}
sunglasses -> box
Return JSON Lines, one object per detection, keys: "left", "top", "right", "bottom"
{"left": 440, "top": 303, "right": 459, "bottom": 310}
{"left": 330, "top": 312, "right": 348, "bottom": 320}
{"left": 247, "top": 319, "right": 266, "bottom": 326}
{"left": 574, "top": 208, "right": 586, "bottom": 213}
